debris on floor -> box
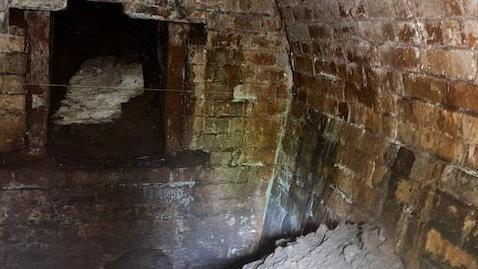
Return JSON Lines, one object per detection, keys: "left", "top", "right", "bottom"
{"left": 243, "top": 223, "right": 405, "bottom": 269}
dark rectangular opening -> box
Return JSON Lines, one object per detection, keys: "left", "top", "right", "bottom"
{"left": 49, "top": 0, "right": 166, "bottom": 162}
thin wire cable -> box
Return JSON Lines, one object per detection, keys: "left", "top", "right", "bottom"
{"left": 24, "top": 83, "right": 193, "bottom": 93}
{"left": 22, "top": 83, "right": 291, "bottom": 97}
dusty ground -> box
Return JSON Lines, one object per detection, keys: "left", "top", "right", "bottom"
{"left": 244, "top": 223, "right": 405, "bottom": 269}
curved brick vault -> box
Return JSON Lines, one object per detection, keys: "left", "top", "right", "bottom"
{"left": 0, "top": 0, "right": 478, "bottom": 268}
{"left": 264, "top": 0, "right": 478, "bottom": 268}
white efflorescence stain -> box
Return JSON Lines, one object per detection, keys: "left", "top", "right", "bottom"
{"left": 224, "top": 213, "right": 236, "bottom": 226}
{"left": 53, "top": 55, "right": 144, "bottom": 125}
{"left": 31, "top": 94, "right": 46, "bottom": 109}
{"left": 232, "top": 84, "right": 257, "bottom": 102}
{"left": 142, "top": 181, "right": 196, "bottom": 206}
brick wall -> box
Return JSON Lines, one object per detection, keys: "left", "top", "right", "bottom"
{"left": 184, "top": 1, "right": 292, "bottom": 243}
{"left": 0, "top": 0, "right": 293, "bottom": 268}
{"left": 0, "top": 24, "right": 26, "bottom": 152}
{"left": 264, "top": 0, "right": 478, "bottom": 268}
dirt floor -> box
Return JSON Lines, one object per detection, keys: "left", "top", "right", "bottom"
{"left": 244, "top": 223, "right": 405, "bottom": 269}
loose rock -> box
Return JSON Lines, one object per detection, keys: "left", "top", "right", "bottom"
{"left": 244, "top": 223, "right": 405, "bottom": 269}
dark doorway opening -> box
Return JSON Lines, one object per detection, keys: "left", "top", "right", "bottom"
{"left": 49, "top": 0, "right": 166, "bottom": 162}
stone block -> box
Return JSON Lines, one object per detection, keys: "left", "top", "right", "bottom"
{"left": 9, "top": 0, "right": 67, "bottom": 11}
{"left": 209, "top": 151, "right": 233, "bottom": 166}
{"left": 424, "top": 20, "right": 461, "bottom": 46}
{"left": 0, "top": 110, "right": 26, "bottom": 131}
{"left": 294, "top": 55, "right": 314, "bottom": 74}
{"left": 364, "top": 0, "right": 407, "bottom": 18}
{"left": 246, "top": 52, "right": 277, "bottom": 66}
{"left": 462, "top": 19, "right": 478, "bottom": 48}
{"left": 0, "top": 0, "right": 7, "bottom": 33}
{"left": 357, "top": 21, "right": 395, "bottom": 44}
{"left": 0, "top": 75, "right": 24, "bottom": 94}
{"left": 399, "top": 98, "right": 460, "bottom": 139}
{"left": 429, "top": 192, "right": 473, "bottom": 244}
{"left": 0, "top": 94, "right": 25, "bottom": 111}
{"left": 421, "top": 49, "right": 476, "bottom": 80}
{"left": 308, "top": 24, "right": 332, "bottom": 40}
{"left": 462, "top": 114, "right": 478, "bottom": 144}
{"left": 448, "top": 81, "right": 478, "bottom": 113}
{"left": 395, "top": 22, "right": 421, "bottom": 44}
{"left": 379, "top": 46, "right": 420, "bottom": 70}
{"left": 243, "top": 120, "right": 281, "bottom": 150}
{"left": 464, "top": 144, "right": 478, "bottom": 169}
{"left": 409, "top": 0, "right": 463, "bottom": 17}
{"left": 0, "top": 11, "right": 6, "bottom": 34}
{"left": 325, "top": 187, "right": 354, "bottom": 219}
{"left": 397, "top": 119, "right": 462, "bottom": 161}
{"left": 0, "top": 34, "right": 25, "bottom": 53}
{"left": 408, "top": 153, "right": 445, "bottom": 183}
{"left": 0, "top": 53, "right": 27, "bottom": 74}
{"left": 440, "top": 166, "right": 478, "bottom": 208}
{"left": 287, "top": 22, "right": 309, "bottom": 42}
{"left": 425, "top": 229, "right": 478, "bottom": 269}
{"left": 203, "top": 117, "right": 231, "bottom": 134}
{"left": 402, "top": 73, "right": 447, "bottom": 104}
{"left": 350, "top": 103, "right": 395, "bottom": 137}
{"left": 292, "top": 6, "right": 311, "bottom": 22}
{"left": 241, "top": 147, "right": 277, "bottom": 166}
